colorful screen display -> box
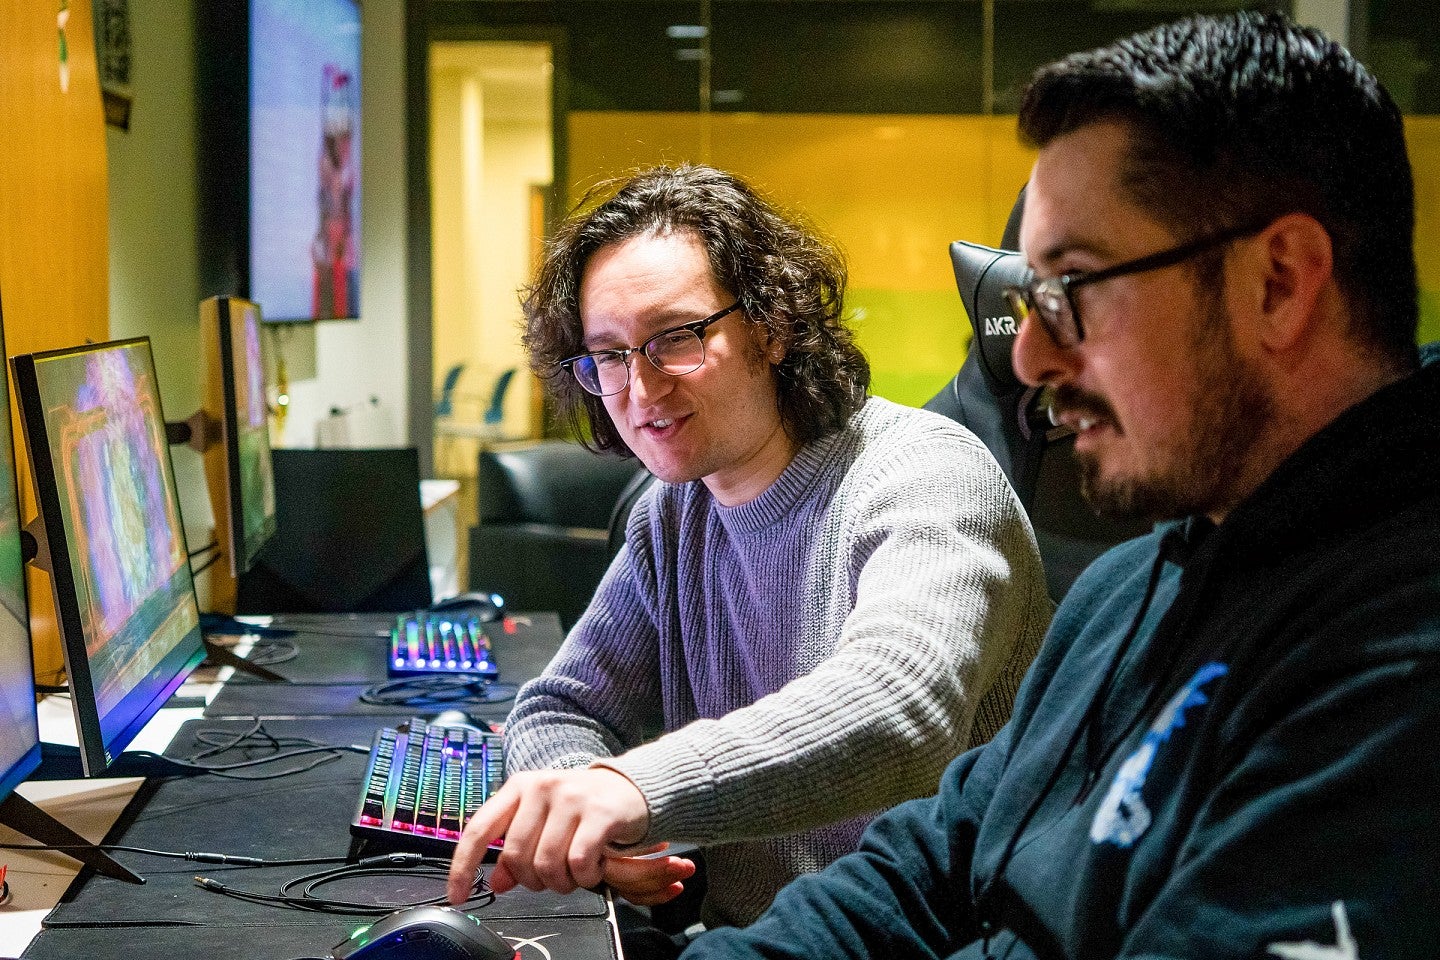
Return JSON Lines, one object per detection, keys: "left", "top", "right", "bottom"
{"left": 250, "top": 0, "right": 362, "bottom": 321}
{"left": 231, "top": 301, "right": 277, "bottom": 563}
{"left": 16, "top": 339, "right": 203, "bottom": 768}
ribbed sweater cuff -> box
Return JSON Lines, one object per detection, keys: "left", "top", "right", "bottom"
{"left": 599, "top": 738, "right": 720, "bottom": 844}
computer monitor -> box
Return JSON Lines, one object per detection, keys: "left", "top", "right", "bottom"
{"left": 11, "top": 338, "right": 207, "bottom": 778}
{"left": 200, "top": 296, "right": 277, "bottom": 609}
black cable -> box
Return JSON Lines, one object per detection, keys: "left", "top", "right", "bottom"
{"left": 201, "top": 633, "right": 299, "bottom": 669}
{"left": 194, "top": 853, "right": 495, "bottom": 915}
{"left": 187, "top": 538, "right": 220, "bottom": 558}
{"left": 245, "top": 637, "right": 300, "bottom": 666}
{"left": 267, "top": 622, "right": 391, "bottom": 639}
{"left": 188, "top": 716, "right": 317, "bottom": 760}
{"left": 190, "top": 548, "right": 223, "bottom": 577}
{"left": 117, "top": 717, "right": 368, "bottom": 780}
{"left": 218, "top": 678, "right": 375, "bottom": 687}
{"left": 0, "top": 841, "right": 347, "bottom": 867}
{"left": 359, "top": 676, "right": 517, "bottom": 709}
{"left": 34, "top": 666, "right": 67, "bottom": 689}
{"left": 125, "top": 746, "right": 356, "bottom": 780}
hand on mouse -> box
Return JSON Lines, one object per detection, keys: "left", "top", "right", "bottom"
{"left": 601, "top": 844, "right": 696, "bottom": 906}
{"left": 447, "top": 766, "right": 650, "bottom": 904}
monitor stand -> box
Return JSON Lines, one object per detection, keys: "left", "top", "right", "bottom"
{"left": 0, "top": 790, "right": 144, "bottom": 884}
{"left": 202, "top": 636, "right": 289, "bottom": 683}
{"left": 30, "top": 741, "right": 197, "bottom": 781}
{"left": 199, "top": 613, "right": 295, "bottom": 682}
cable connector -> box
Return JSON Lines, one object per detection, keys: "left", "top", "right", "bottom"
{"left": 194, "top": 876, "right": 227, "bottom": 891}
{"left": 186, "top": 851, "right": 266, "bottom": 865}
{"left": 358, "top": 852, "right": 424, "bottom": 867}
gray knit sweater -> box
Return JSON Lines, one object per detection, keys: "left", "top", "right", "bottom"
{"left": 503, "top": 397, "right": 1051, "bottom": 927}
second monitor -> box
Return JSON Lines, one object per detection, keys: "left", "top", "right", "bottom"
{"left": 199, "top": 295, "right": 278, "bottom": 614}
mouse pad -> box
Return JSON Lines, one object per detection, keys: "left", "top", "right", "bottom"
{"left": 204, "top": 613, "right": 565, "bottom": 719}
{"left": 23, "top": 915, "right": 618, "bottom": 960}
{"left": 43, "top": 716, "right": 605, "bottom": 930}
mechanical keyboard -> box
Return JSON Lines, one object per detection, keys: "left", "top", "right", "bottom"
{"left": 388, "top": 610, "right": 499, "bottom": 678}
{"left": 350, "top": 717, "right": 505, "bottom": 854}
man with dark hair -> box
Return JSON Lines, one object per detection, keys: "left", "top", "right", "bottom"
{"left": 447, "top": 165, "right": 1051, "bottom": 935}
{"left": 682, "top": 13, "right": 1440, "bottom": 959}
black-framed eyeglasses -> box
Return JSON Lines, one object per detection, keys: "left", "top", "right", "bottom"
{"left": 1003, "top": 219, "right": 1272, "bottom": 347}
{"left": 559, "top": 302, "right": 743, "bottom": 397}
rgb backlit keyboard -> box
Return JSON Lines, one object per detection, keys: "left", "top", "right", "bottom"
{"left": 350, "top": 717, "right": 505, "bottom": 853}
{"left": 388, "top": 611, "right": 498, "bottom": 677}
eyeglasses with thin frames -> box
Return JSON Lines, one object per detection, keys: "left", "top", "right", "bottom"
{"left": 1003, "top": 219, "right": 1272, "bottom": 347}
{"left": 559, "top": 302, "right": 743, "bottom": 397}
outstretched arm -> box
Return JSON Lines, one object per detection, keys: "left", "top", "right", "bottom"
{"left": 682, "top": 742, "right": 1002, "bottom": 959}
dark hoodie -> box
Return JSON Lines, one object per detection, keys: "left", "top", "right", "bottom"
{"left": 686, "top": 361, "right": 1440, "bottom": 960}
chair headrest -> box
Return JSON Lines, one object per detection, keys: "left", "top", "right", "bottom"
{"left": 948, "top": 241, "right": 1029, "bottom": 397}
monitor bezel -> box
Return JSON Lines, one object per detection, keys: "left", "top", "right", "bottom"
{"left": 11, "top": 337, "right": 207, "bottom": 777}
{"left": 212, "top": 296, "right": 278, "bottom": 576}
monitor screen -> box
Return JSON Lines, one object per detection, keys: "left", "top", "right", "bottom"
{"left": 203, "top": 296, "right": 277, "bottom": 578}
{"left": 11, "top": 338, "right": 205, "bottom": 776}
{"left": 0, "top": 316, "right": 40, "bottom": 801}
{"left": 249, "top": 0, "right": 362, "bottom": 322}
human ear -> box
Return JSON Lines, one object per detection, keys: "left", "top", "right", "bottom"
{"left": 1252, "top": 212, "right": 1334, "bottom": 352}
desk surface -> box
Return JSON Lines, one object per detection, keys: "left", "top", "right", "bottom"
{"left": 2, "top": 613, "right": 594, "bottom": 960}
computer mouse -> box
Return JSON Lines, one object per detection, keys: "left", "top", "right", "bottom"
{"left": 430, "top": 591, "right": 505, "bottom": 621}
{"left": 331, "top": 905, "right": 516, "bottom": 960}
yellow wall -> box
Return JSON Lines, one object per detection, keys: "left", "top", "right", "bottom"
{"left": 0, "top": 0, "right": 111, "bottom": 682}
{"left": 572, "top": 112, "right": 1440, "bottom": 406}
{"left": 1408, "top": 117, "right": 1440, "bottom": 344}
{"left": 570, "top": 113, "right": 1033, "bottom": 406}
{"left": 431, "top": 43, "right": 553, "bottom": 467}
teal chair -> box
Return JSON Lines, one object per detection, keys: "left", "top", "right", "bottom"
{"left": 435, "top": 363, "right": 467, "bottom": 419}
{"left": 482, "top": 368, "right": 515, "bottom": 428}
{"left": 434, "top": 366, "right": 518, "bottom": 475}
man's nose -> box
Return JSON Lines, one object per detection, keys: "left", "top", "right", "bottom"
{"left": 626, "top": 354, "right": 674, "bottom": 405}
{"left": 1012, "top": 313, "right": 1078, "bottom": 389}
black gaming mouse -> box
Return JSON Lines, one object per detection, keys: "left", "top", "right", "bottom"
{"left": 330, "top": 905, "right": 516, "bottom": 960}
{"left": 429, "top": 591, "right": 505, "bottom": 621}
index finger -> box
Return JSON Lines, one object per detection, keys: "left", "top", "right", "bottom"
{"left": 447, "top": 784, "right": 521, "bottom": 904}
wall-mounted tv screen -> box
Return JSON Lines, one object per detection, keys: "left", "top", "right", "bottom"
{"left": 197, "top": 0, "right": 361, "bottom": 323}
{"left": 251, "top": 0, "right": 362, "bottom": 322}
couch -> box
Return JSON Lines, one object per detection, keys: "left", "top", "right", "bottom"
{"left": 469, "top": 441, "right": 647, "bottom": 631}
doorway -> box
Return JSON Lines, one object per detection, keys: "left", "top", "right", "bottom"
{"left": 428, "top": 40, "right": 554, "bottom": 591}
{"left": 429, "top": 40, "right": 553, "bottom": 481}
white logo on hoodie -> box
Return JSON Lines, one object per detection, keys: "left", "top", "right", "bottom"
{"left": 1267, "top": 901, "right": 1359, "bottom": 960}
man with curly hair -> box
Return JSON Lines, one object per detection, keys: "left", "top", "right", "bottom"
{"left": 447, "top": 165, "right": 1051, "bottom": 942}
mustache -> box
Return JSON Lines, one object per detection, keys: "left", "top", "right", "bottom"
{"left": 1049, "top": 385, "right": 1117, "bottom": 426}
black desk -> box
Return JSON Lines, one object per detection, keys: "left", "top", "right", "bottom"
{"left": 20, "top": 614, "right": 617, "bottom": 960}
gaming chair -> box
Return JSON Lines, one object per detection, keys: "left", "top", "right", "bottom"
{"left": 924, "top": 189, "right": 1150, "bottom": 602}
